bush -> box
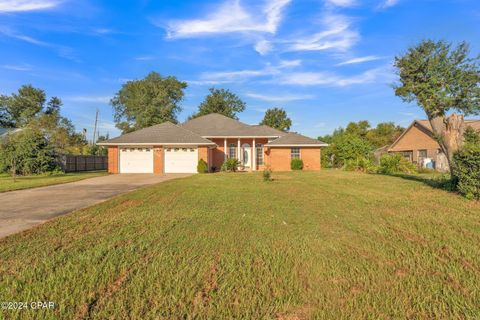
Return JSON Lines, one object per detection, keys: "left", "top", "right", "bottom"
{"left": 0, "top": 129, "right": 58, "bottom": 176}
{"left": 344, "top": 157, "right": 378, "bottom": 173}
{"left": 291, "top": 158, "right": 303, "bottom": 170}
{"left": 221, "top": 158, "right": 240, "bottom": 172}
{"left": 452, "top": 144, "right": 480, "bottom": 200}
{"left": 197, "top": 159, "right": 208, "bottom": 173}
{"left": 379, "top": 154, "right": 417, "bottom": 175}
{"left": 263, "top": 168, "right": 272, "bottom": 181}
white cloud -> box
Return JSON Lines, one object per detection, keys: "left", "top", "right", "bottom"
{"left": 0, "top": 27, "right": 79, "bottom": 61}
{"left": 1, "top": 64, "right": 31, "bottom": 71}
{"left": 278, "top": 66, "right": 392, "bottom": 86}
{"left": 336, "top": 55, "right": 384, "bottom": 66}
{"left": 0, "top": 0, "right": 61, "bottom": 12}
{"left": 278, "top": 59, "right": 301, "bottom": 68}
{"left": 165, "top": 0, "right": 291, "bottom": 38}
{"left": 65, "top": 95, "right": 111, "bottom": 103}
{"left": 134, "top": 55, "right": 155, "bottom": 61}
{"left": 286, "top": 13, "right": 359, "bottom": 52}
{"left": 254, "top": 39, "right": 272, "bottom": 55}
{"left": 380, "top": 0, "right": 400, "bottom": 8}
{"left": 325, "top": 0, "right": 356, "bottom": 7}
{"left": 0, "top": 27, "right": 49, "bottom": 46}
{"left": 195, "top": 59, "right": 301, "bottom": 84}
{"left": 246, "top": 92, "right": 314, "bottom": 102}
{"left": 92, "top": 28, "right": 113, "bottom": 35}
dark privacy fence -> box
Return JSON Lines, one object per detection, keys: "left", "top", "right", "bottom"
{"left": 58, "top": 155, "right": 108, "bottom": 172}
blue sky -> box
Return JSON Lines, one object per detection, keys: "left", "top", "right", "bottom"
{"left": 1, "top": 0, "right": 479, "bottom": 140}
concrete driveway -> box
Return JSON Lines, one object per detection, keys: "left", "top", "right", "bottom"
{"left": 0, "top": 173, "right": 191, "bottom": 239}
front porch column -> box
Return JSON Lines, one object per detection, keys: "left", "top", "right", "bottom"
{"left": 252, "top": 138, "right": 256, "bottom": 171}
{"left": 237, "top": 138, "right": 240, "bottom": 160}
{"left": 224, "top": 138, "right": 227, "bottom": 160}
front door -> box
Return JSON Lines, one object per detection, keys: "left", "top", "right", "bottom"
{"left": 242, "top": 143, "right": 251, "bottom": 167}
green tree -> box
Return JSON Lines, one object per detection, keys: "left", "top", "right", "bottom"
{"left": 345, "top": 120, "right": 370, "bottom": 138}
{"left": 366, "top": 122, "right": 404, "bottom": 148}
{"left": 45, "top": 96, "right": 62, "bottom": 116}
{"left": 28, "top": 96, "right": 87, "bottom": 155}
{"left": 394, "top": 40, "right": 480, "bottom": 172}
{"left": 464, "top": 126, "right": 480, "bottom": 146}
{"left": 0, "top": 128, "right": 57, "bottom": 177}
{"left": 260, "top": 107, "right": 292, "bottom": 132}
{"left": 322, "top": 133, "right": 373, "bottom": 168}
{"left": 0, "top": 85, "right": 46, "bottom": 127}
{"left": 189, "top": 88, "right": 246, "bottom": 120}
{"left": 111, "top": 72, "right": 187, "bottom": 133}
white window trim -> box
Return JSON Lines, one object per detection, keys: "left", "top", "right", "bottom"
{"left": 291, "top": 147, "right": 301, "bottom": 159}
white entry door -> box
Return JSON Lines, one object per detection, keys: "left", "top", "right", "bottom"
{"left": 164, "top": 147, "right": 198, "bottom": 173}
{"left": 242, "top": 143, "right": 251, "bottom": 167}
{"left": 120, "top": 147, "right": 154, "bottom": 173}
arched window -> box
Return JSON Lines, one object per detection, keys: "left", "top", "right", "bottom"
{"left": 228, "top": 143, "right": 237, "bottom": 159}
{"left": 256, "top": 144, "right": 263, "bottom": 165}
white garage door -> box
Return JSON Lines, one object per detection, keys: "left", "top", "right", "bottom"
{"left": 120, "top": 147, "right": 153, "bottom": 173}
{"left": 165, "top": 147, "right": 198, "bottom": 173}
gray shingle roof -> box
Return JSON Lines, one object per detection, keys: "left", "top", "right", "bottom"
{"left": 98, "top": 114, "right": 328, "bottom": 147}
{"left": 417, "top": 119, "right": 480, "bottom": 131}
{"left": 181, "top": 113, "right": 282, "bottom": 137}
{"left": 266, "top": 132, "right": 328, "bottom": 146}
{"left": 98, "top": 122, "right": 215, "bottom": 145}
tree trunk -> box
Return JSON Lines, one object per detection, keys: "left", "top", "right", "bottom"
{"left": 429, "top": 113, "right": 465, "bottom": 174}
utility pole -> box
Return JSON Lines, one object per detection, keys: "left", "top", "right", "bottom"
{"left": 92, "top": 108, "right": 99, "bottom": 145}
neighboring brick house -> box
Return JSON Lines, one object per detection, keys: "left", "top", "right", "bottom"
{"left": 98, "top": 113, "right": 328, "bottom": 174}
{"left": 387, "top": 119, "right": 480, "bottom": 171}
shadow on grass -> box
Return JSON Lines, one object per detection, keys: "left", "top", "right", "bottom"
{"left": 387, "top": 173, "right": 458, "bottom": 193}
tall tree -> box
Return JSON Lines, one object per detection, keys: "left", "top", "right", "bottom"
{"left": 260, "top": 107, "right": 292, "bottom": 132}
{"left": 394, "top": 40, "right": 480, "bottom": 172}
{"left": 189, "top": 88, "right": 246, "bottom": 120}
{"left": 45, "top": 97, "right": 62, "bottom": 116}
{"left": 366, "top": 122, "right": 404, "bottom": 148}
{"left": 345, "top": 121, "right": 371, "bottom": 138}
{"left": 0, "top": 85, "right": 46, "bottom": 127}
{"left": 111, "top": 72, "right": 187, "bottom": 133}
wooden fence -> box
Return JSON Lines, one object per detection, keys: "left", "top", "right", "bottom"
{"left": 58, "top": 155, "right": 108, "bottom": 173}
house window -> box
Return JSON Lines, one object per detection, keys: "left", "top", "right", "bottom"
{"left": 291, "top": 147, "right": 300, "bottom": 159}
{"left": 256, "top": 144, "right": 263, "bottom": 165}
{"left": 228, "top": 143, "right": 237, "bottom": 159}
{"left": 401, "top": 151, "right": 413, "bottom": 162}
{"left": 418, "top": 149, "right": 427, "bottom": 159}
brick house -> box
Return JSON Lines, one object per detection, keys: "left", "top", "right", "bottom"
{"left": 387, "top": 120, "right": 480, "bottom": 171}
{"left": 98, "top": 113, "right": 328, "bottom": 174}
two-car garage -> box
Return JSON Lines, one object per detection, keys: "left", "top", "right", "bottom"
{"left": 119, "top": 147, "right": 198, "bottom": 174}
{"left": 99, "top": 121, "right": 215, "bottom": 174}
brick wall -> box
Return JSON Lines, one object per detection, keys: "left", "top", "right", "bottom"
{"left": 268, "top": 148, "right": 291, "bottom": 171}
{"left": 267, "top": 147, "right": 321, "bottom": 171}
{"left": 107, "top": 146, "right": 118, "bottom": 174}
{"left": 153, "top": 146, "right": 163, "bottom": 174}
{"left": 389, "top": 124, "right": 441, "bottom": 163}
{"left": 301, "top": 147, "right": 321, "bottom": 171}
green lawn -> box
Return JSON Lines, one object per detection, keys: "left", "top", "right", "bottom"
{"left": 0, "top": 171, "right": 479, "bottom": 319}
{"left": 0, "top": 171, "right": 107, "bottom": 192}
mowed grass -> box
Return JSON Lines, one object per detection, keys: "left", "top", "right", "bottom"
{"left": 0, "top": 171, "right": 107, "bottom": 192}
{"left": 1, "top": 171, "right": 479, "bottom": 319}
